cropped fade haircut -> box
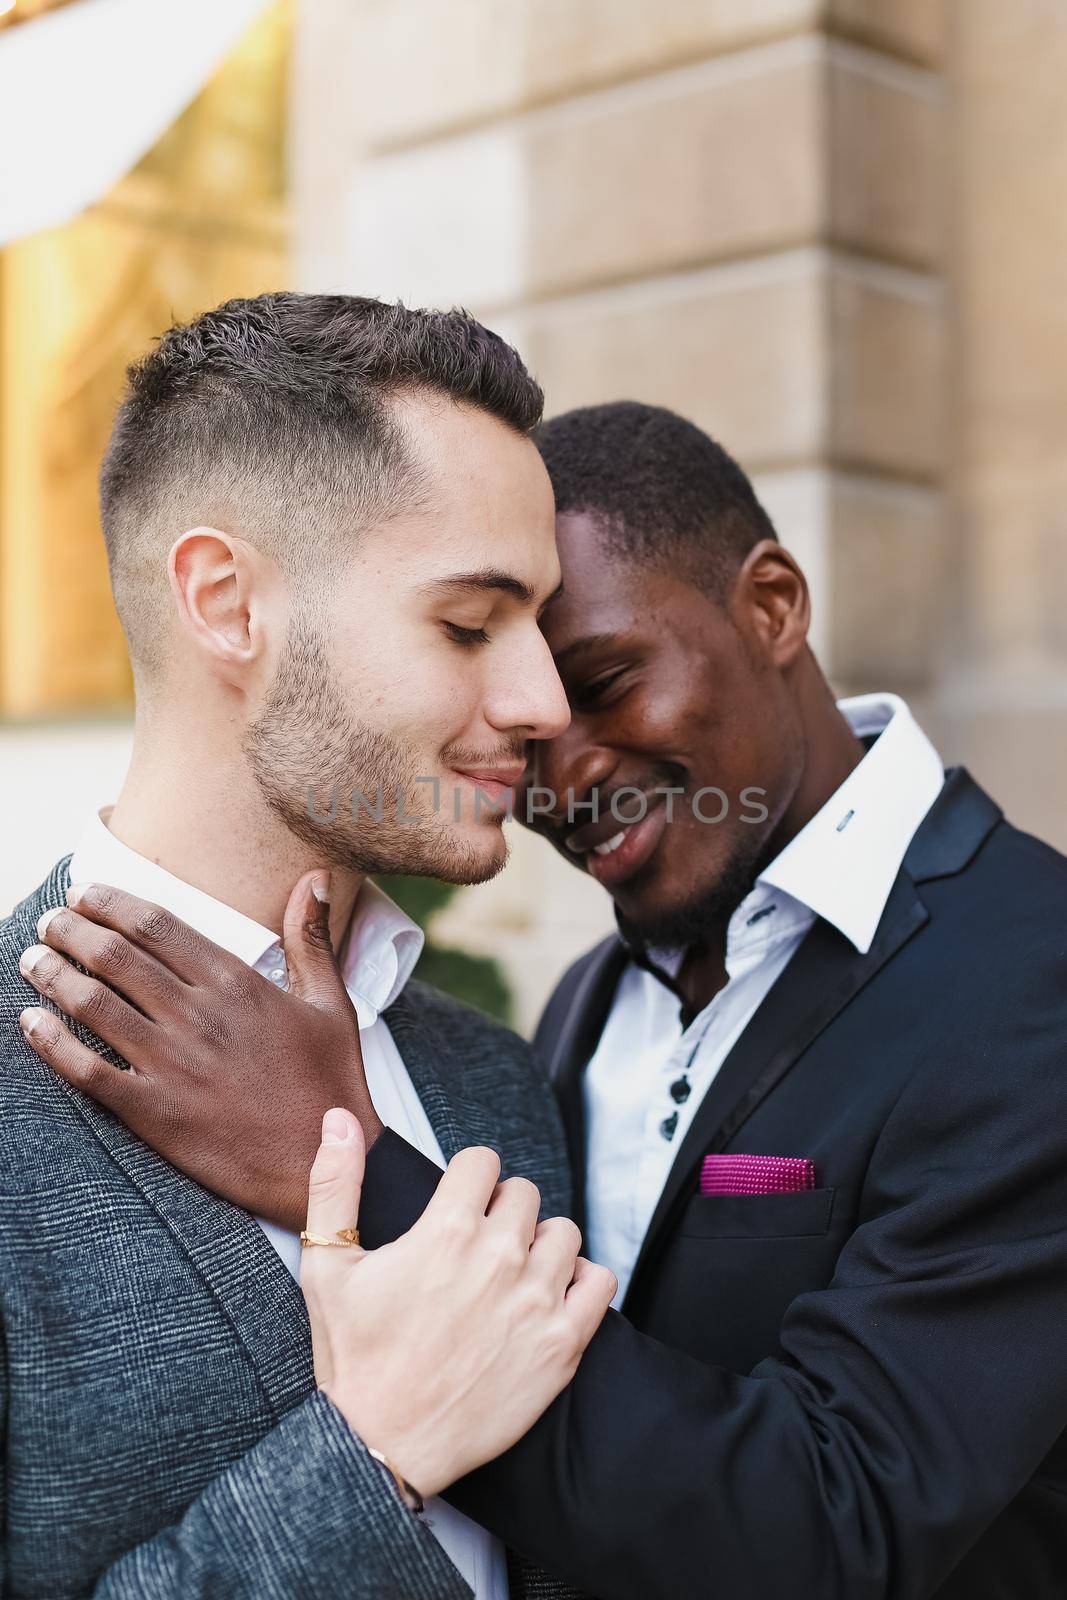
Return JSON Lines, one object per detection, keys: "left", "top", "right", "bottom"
{"left": 535, "top": 401, "right": 777, "bottom": 600}
{"left": 99, "top": 292, "right": 545, "bottom": 677}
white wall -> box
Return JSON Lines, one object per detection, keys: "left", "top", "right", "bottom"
{"left": 0, "top": 721, "right": 134, "bottom": 915}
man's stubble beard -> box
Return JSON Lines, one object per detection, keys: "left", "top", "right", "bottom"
{"left": 243, "top": 621, "right": 503, "bottom": 885}
{"left": 616, "top": 823, "right": 771, "bottom": 955}
{"left": 617, "top": 738, "right": 805, "bottom": 955}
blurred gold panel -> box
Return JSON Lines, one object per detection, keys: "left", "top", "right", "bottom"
{"left": 0, "top": 0, "right": 81, "bottom": 32}
{"left": 0, "top": 1, "right": 290, "bottom": 718}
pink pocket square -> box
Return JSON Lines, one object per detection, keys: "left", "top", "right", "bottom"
{"left": 700, "top": 1154, "right": 816, "bottom": 1195}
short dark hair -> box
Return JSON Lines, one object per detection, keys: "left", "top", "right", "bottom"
{"left": 535, "top": 401, "right": 776, "bottom": 598}
{"left": 100, "top": 292, "right": 544, "bottom": 674}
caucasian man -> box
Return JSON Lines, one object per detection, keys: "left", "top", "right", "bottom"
{"left": 0, "top": 294, "right": 617, "bottom": 1599}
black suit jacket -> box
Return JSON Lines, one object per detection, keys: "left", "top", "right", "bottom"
{"left": 365, "top": 769, "right": 1067, "bottom": 1600}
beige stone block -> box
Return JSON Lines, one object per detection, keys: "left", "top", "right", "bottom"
{"left": 958, "top": 470, "right": 1067, "bottom": 666}
{"left": 515, "top": 250, "right": 942, "bottom": 482}
{"left": 942, "top": 0, "right": 1067, "bottom": 799}
{"left": 827, "top": 42, "right": 943, "bottom": 268}
{"left": 349, "top": 0, "right": 825, "bottom": 148}
{"left": 343, "top": 39, "right": 940, "bottom": 306}
{"left": 524, "top": 45, "right": 825, "bottom": 297}
{"left": 518, "top": 256, "right": 825, "bottom": 469}
{"left": 826, "top": 475, "right": 944, "bottom": 686}
{"left": 828, "top": 259, "right": 944, "bottom": 480}
{"left": 952, "top": 2, "right": 1067, "bottom": 478}
{"left": 346, "top": 43, "right": 825, "bottom": 309}
{"left": 826, "top": 0, "right": 947, "bottom": 65}
{"left": 341, "top": 0, "right": 945, "bottom": 150}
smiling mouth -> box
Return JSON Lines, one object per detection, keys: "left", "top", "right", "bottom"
{"left": 567, "top": 801, "right": 669, "bottom": 890}
{"left": 450, "top": 768, "right": 524, "bottom": 809}
{"left": 591, "top": 830, "right": 627, "bottom": 857}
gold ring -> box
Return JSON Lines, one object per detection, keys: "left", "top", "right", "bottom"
{"left": 299, "top": 1227, "right": 361, "bottom": 1249}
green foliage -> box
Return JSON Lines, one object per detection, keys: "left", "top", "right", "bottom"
{"left": 375, "top": 874, "right": 512, "bottom": 1024}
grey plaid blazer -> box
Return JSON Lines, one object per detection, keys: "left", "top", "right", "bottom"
{"left": 0, "top": 859, "right": 581, "bottom": 1600}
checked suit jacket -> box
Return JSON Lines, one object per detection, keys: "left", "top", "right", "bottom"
{"left": 0, "top": 855, "right": 577, "bottom": 1600}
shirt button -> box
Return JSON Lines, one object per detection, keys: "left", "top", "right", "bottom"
{"left": 659, "top": 1112, "right": 679, "bottom": 1141}
{"left": 269, "top": 968, "right": 286, "bottom": 987}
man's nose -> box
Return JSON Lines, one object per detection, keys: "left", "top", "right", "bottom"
{"left": 526, "top": 722, "right": 616, "bottom": 826}
{"left": 487, "top": 626, "right": 570, "bottom": 745}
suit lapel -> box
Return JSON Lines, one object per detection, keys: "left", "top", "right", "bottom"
{"left": 382, "top": 987, "right": 470, "bottom": 1161}
{"left": 65, "top": 1076, "right": 316, "bottom": 1413}
{"left": 21, "top": 859, "right": 315, "bottom": 1419}
{"left": 540, "top": 938, "right": 628, "bottom": 1233}
{"left": 384, "top": 984, "right": 574, "bottom": 1219}
{"left": 623, "top": 869, "right": 929, "bottom": 1306}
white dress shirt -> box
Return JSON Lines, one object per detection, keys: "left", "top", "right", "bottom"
{"left": 583, "top": 693, "right": 946, "bottom": 1307}
{"left": 69, "top": 811, "right": 507, "bottom": 1600}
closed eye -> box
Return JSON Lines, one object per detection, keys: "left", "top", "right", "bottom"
{"left": 442, "top": 621, "right": 490, "bottom": 648}
{"left": 572, "top": 668, "right": 627, "bottom": 710}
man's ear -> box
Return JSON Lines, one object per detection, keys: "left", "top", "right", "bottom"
{"left": 733, "top": 539, "right": 811, "bottom": 669}
{"left": 168, "top": 527, "right": 274, "bottom": 688}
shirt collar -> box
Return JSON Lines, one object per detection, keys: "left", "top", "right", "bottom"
{"left": 69, "top": 810, "right": 280, "bottom": 968}
{"left": 69, "top": 810, "right": 424, "bottom": 1023}
{"left": 338, "top": 877, "right": 424, "bottom": 1021}
{"left": 757, "top": 692, "right": 944, "bottom": 954}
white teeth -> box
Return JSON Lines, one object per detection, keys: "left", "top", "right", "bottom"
{"left": 593, "top": 831, "right": 627, "bottom": 857}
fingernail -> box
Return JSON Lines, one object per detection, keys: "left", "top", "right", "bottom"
{"left": 19, "top": 945, "right": 47, "bottom": 977}
{"left": 312, "top": 872, "right": 331, "bottom": 905}
{"left": 322, "top": 1107, "right": 352, "bottom": 1145}
{"left": 19, "top": 1007, "right": 44, "bottom": 1037}
{"left": 36, "top": 907, "right": 62, "bottom": 940}
{"left": 66, "top": 882, "right": 91, "bottom": 906}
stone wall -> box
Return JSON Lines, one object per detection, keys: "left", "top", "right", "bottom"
{"left": 292, "top": 0, "right": 1065, "bottom": 1033}
{"left": 935, "top": 0, "right": 1067, "bottom": 846}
